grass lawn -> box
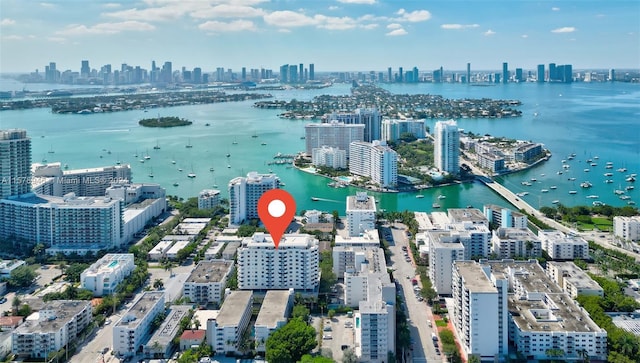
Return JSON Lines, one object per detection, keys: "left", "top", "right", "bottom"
{"left": 435, "top": 320, "right": 448, "bottom": 327}
{"left": 592, "top": 217, "right": 613, "bottom": 231}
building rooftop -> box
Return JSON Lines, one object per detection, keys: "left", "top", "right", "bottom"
{"left": 611, "top": 313, "right": 640, "bottom": 335}
{"left": 216, "top": 291, "right": 253, "bottom": 327}
{"left": 63, "top": 164, "right": 130, "bottom": 175}
{"left": 484, "top": 204, "right": 525, "bottom": 218}
{"left": 187, "top": 260, "right": 234, "bottom": 284}
{"left": 255, "top": 290, "right": 293, "bottom": 328}
{"left": 146, "top": 305, "right": 191, "bottom": 349}
{"left": 83, "top": 254, "right": 133, "bottom": 276}
{"left": 346, "top": 192, "right": 376, "bottom": 212}
{"left": 116, "top": 291, "right": 164, "bottom": 329}
{"left": 3, "top": 192, "right": 119, "bottom": 207}
{"left": 448, "top": 208, "right": 488, "bottom": 225}
{"left": 486, "top": 260, "right": 604, "bottom": 334}
{"left": 547, "top": 262, "right": 602, "bottom": 291}
{"left": 14, "top": 300, "right": 90, "bottom": 334}
{"left": 334, "top": 230, "right": 380, "bottom": 246}
{"left": 180, "top": 329, "right": 206, "bottom": 341}
{"left": 242, "top": 233, "right": 318, "bottom": 249}
{"left": 454, "top": 261, "right": 497, "bottom": 293}
{"left": 493, "top": 227, "right": 538, "bottom": 241}
{"left": 414, "top": 212, "right": 435, "bottom": 231}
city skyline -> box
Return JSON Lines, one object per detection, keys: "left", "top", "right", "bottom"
{"left": 1, "top": 0, "right": 638, "bottom": 73}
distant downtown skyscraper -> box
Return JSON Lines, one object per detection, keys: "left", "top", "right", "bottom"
{"left": 327, "top": 108, "right": 382, "bottom": 143}
{"left": 502, "top": 62, "right": 508, "bottom": 84}
{"left": 434, "top": 120, "right": 460, "bottom": 174}
{"left": 0, "top": 129, "right": 32, "bottom": 199}
{"left": 537, "top": 64, "right": 545, "bottom": 83}
{"left": 467, "top": 63, "right": 471, "bottom": 84}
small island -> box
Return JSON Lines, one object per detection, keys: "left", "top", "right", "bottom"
{"left": 139, "top": 116, "right": 192, "bottom": 128}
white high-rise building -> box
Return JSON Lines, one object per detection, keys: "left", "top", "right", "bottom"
{"left": 355, "top": 300, "right": 395, "bottom": 363}
{"left": 207, "top": 291, "right": 253, "bottom": 355}
{"left": 492, "top": 228, "right": 542, "bottom": 259}
{"left": 427, "top": 230, "right": 465, "bottom": 295}
{"left": 11, "top": 300, "right": 92, "bottom": 359}
{"left": 32, "top": 163, "right": 132, "bottom": 197}
{"left": 326, "top": 108, "right": 382, "bottom": 142}
{"left": 305, "top": 121, "right": 365, "bottom": 155}
{"left": 346, "top": 192, "right": 376, "bottom": 237}
{"left": 452, "top": 261, "right": 508, "bottom": 361}
{"left": 228, "top": 172, "right": 280, "bottom": 225}
{"left": 447, "top": 222, "right": 491, "bottom": 260}
{"left": 434, "top": 120, "right": 460, "bottom": 174}
{"left": 613, "top": 216, "right": 640, "bottom": 242}
{"left": 312, "top": 146, "right": 347, "bottom": 169}
{"left": 237, "top": 233, "right": 319, "bottom": 291}
{"left": 0, "top": 129, "right": 31, "bottom": 198}
{"left": 113, "top": 292, "right": 165, "bottom": 358}
{"left": 254, "top": 289, "right": 294, "bottom": 352}
{"left": 198, "top": 189, "right": 220, "bottom": 210}
{"left": 538, "top": 230, "right": 589, "bottom": 260}
{"left": 80, "top": 254, "right": 135, "bottom": 296}
{"left": 381, "top": 119, "right": 426, "bottom": 142}
{"left": 349, "top": 141, "right": 398, "bottom": 188}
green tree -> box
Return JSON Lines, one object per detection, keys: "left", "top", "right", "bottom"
{"left": 327, "top": 309, "right": 335, "bottom": 319}
{"left": 8, "top": 265, "right": 37, "bottom": 287}
{"left": 153, "top": 278, "right": 164, "bottom": 290}
{"left": 265, "top": 318, "right": 317, "bottom": 363}
{"left": 64, "top": 263, "right": 90, "bottom": 283}
{"left": 292, "top": 304, "right": 310, "bottom": 322}
{"left": 177, "top": 349, "right": 198, "bottom": 363}
{"left": 342, "top": 348, "right": 357, "bottom": 363}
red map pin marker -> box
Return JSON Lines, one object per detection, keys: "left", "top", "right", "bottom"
{"left": 257, "top": 189, "right": 296, "bottom": 249}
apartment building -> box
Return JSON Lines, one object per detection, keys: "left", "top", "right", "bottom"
{"left": 434, "top": 120, "right": 460, "bottom": 174}
{"left": 428, "top": 231, "right": 465, "bottom": 295}
{"left": 237, "top": 233, "right": 319, "bottom": 291}
{"left": 305, "top": 121, "right": 365, "bottom": 155}
{"left": 228, "top": 172, "right": 280, "bottom": 225}
{"left": 546, "top": 261, "right": 603, "bottom": 298}
{"left": 613, "top": 216, "right": 640, "bottom": 242}
{"left": 183, "top": 260, "right": 235, "bottom": 306}
{"left": 326, "top": 108, "right": 382, "bottom": 142}
{"left": 207, "top": 291, "right": 253, "bottom": 354}
{"left": 312, "top": 146, "right": 347, "bottom": 169}
{"left": 113, "top": 292, "right": 165, "bottom": 358}
{"left": 381, "top": 119, "right": 426, "bottom": 143}
{"left": 483, "top": 205, "right": 528, "bottom": 229}
{"left": 343, "top": 247, "right": 395, "bottom": 308}
{"left": 32, "top": 163, "right": 132, "bottom": 197}
{"left": 355, "top": 299, "right": 395, "bottom": 363}
{"left": 348, "top": 141, "right": 398, "bottom": 188}
{"left": 346, "top": 192, "right": 376, "bottom": 237}
{"left": 143, "top": 305, "right": 191, "bottom": 358}
{"left": 538, "top": 230, "right": 589, "bottom": 260}
{"left": 80, "top": 254, "right": 135, "bottom": 296}
{"left": 492, "top": 228, "right": 542, "bottom": 259}
{"left": 198, "top": 189, "right": 221, "bottom": 210}
{"left": 0, "top": 129, "right": 31, "bottom": 199}
{"left": 254, "top": 289, "right": 294, "bottom": 352}
{"left": 11, "top": 300, "right": 92, "bottom": 359}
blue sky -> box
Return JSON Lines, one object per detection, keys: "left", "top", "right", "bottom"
{"left": 0, "top": 0, "right": 638, "bottom": 73}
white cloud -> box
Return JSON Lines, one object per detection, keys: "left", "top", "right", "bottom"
{"left": 484, "top": 29, "right": 496, "bottom": 36}
{"left": 521, "top": 34, "right": 528, "bottom": 38}
{"left": 337, "top": 0, "right": 376, "bottom": 4}
{"left": 315, "top": 15, "right": 358, "bottom": 30}
{"left": 103, "top": 3, "right": 121, "bottom": 8}
{"left": 103, "top": 3, "right": 205, "bottom": 21}
{"left": 387, "top": 23, "right": 402, "bottom": 29}
{"left": 386, "top": 28, "right": 407, "bottom": 36}
{"left": 278, "top": 28, "right": 291, "bottom": 33}
{"left": 360, "top": 23, "right": 377, "bottom": 29}
{"left": 551, "top": 7, "right": 560, "bottom": 11}
{"left": 198, "top": 19, "right": 256, "bottom": 32}
{"left": 329, "top": 6, "right": 339, "bottom": 11}
{"left": 191, "top": 4, "right": 266, "bottom": 19}
{"left": 551, "top": 26, "right": 576, "bottom": 33}
{"left": 396, "top": 9, "right": 431, "bottom": 22}
{"left": 1, "top": 18, "right": 16, "bottom": 26}
{"left": 56, "top": 21, "right": 155, "bottom": 35}
{"left": 40, "top": 2, "right": 55, "bottom": 8}
{"left": 441, "top": 23, "right": 479, "bottom": 30}
{"left": 263, "top": 10, "right": 317, "bottom": 27}
{"left": 2, "top": 35, "right": 22, "bottom": 40}
{"left": 46, "top": 36, "right": 66, "bottom": 43}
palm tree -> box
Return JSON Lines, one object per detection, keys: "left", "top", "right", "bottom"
{"left": 11, "top": 296, "right": 21, "bottom": 315}
{"left": 577, "top": 348, "right": 590, "bottom": 363}
{"left": 153, "top": 279, "right": 164, "bottom": 290}
{"left": 193, "top": 319, "right": 201, "bottom": 330}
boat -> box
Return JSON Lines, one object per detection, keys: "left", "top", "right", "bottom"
{"left": 552, "top": 200, "right": 560, "bottom": 204}
{"left": 139, "top": 159, "right": 145, "bottom": 163}
{"left": 226, "top": 153, "right": 231, "bottom": 158}
{"left": 557, "top": 171, "right": 563, "bottom": 175}
{"left": 311, "top": 197, "right": 320, "bottom": 201}
{"left": 300, "top": 136, "right": 306, "bottom": 139}
{"left": 432, "top": 203, "right": 441, "bottom": 208}
{"left": 521, "top": 181, "right": 532, "bottom": 186}
{"left": 580, "top": 181, "right": 592, "bottom": 188}
{"left": 261, "top": 142, "right": 267, "bottom": 146}
{"left": 626, "top": 186, "right": 635, "bottom": 190}
{"left": 252, "top": 132, "right": 258, "bottom": 138}
{"left": 569, "top": 177, "right": 576, "bottom": 181}
{"left": 416, "top": 195, "right": 425, "bottom": 199}
{"left": 530, "top": 178, "right": 537, "bottom": 182}
{"left": 227, "top": 164, "right": 231, "bottom": 168}
{"left": 583, "top": 169, "right": 590, "bottom": 172}
{"left": 605, "top": 179, "right": 613, "bottom": 183}
{"left": 593, "top": 201, "right": 605, "bottom": 206}
{"left": 569, "top": 191, "right": 577, "bottom": 194}
{"left": 153, "top": 141, "right": 160, "bottom": 150}
{"left": 620, "top": 195, "right": 631, "bottom": 200}
{"left": 178, "top": 168, "right": 183, "bottom": 172}
{"left": 563, "top": 164, "right": 570, "bottom": 169}
{"left": 586, "top": 195, "right": 599, "bottom": 199}
{"left": 614, "top": 189, "right": 625, "bottom": 195}
{"left": 187, "top": 172, "right": 196, "bottom": 178}
{"left": 591, "top": 163, "right": 597, "bottom": 167}
{"left": 173, "top": 182, "right": 179, "bottom": 187}
{"left": 205, "top": 123, "right": 210, "bottom": 126}
{"left": 604, "top": 173, "right": 613, "bottom": 177}
{"left": 186, "top": 138, "right": 193, "bottom": 148}
{"left": 550, "top": 186, "right": 557, "bottom": 189}
{"left": 617, "top": 167, "right": 627, "bottom": 172}
{"left": 48, "top": 145, "right": 55, "bottom": 154}
{"left": 171, "top": 159, "right": 176, "bottom": 164}
{"left": 561, "top": 160, "right": 567, "bottom": 163}
{"left": 628, "top": 201, "right": 637, "bottom": 205}
{"left": 594, "top": 156, "right": 599, "bottom": 160}
{"left": 541, "top": 189, "right": 549, "bottom": 193}
{"left": 64, "top": 164, "right": 69, "bottom": 169}
{"left": 438, "top": 195, "right": 446, "bottom": 199}
{"left": 209, "top": 168, "right": 215, "bottom": 172}
{"left": 144, "top": 150, "right": 151, "bottom": 160}
{"left": 148, "top": 168, "right": 154, "bottom": 178}
{"left": 232, "top": 141, "right": 238, "bottom": 145}
{"left": 626, "top": 176, "right": 636, "bottom": 182}
{"left": 605, "top": 165, "right": 613, "bottom": 169}
{"left": 516, "top": 192, "right": 529, "bottom": 197}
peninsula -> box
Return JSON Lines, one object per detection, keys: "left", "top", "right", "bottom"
{"left": 139, "top": 116, "right": 192, "bottom": 128}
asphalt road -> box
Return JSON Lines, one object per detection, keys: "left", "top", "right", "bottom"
{"left": 385, "top": 223, "right": 443, "bottom": 363}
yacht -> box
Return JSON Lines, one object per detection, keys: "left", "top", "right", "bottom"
{"left": 586, "top": 195, "right": 599, "bottom": 199}
{"left": 568, "top": 177, "right": 576, "bottom": 181}
{"left": 187, "top": 172, "right": 196, "bottom": 178}
{"left": 591, "top": 163, "right": 597, "bottom": 167}
{"left": 569, "top": 190, "right": 578, "bottom": 194}
{"left": 311, "top": 197, "right": 320, "bottom": 201}
{"left": 210, "top": 168, "right": 215, "bottom": 172}
{"left": 605, "top": 179, "right": 614, "bottom": 183}
{"left": 620, "top": 195, "right": 631, "bottom": 200}
{"left": 438, "top": 195, "right": 446, "bottom": 199}
{"left": 617, "top": 167, "right": 627, "bottom": 172}
{"left": 552, "top": 200, "right": 560, "bottom": 204}
{"left": 541, "top": 189, "right": 549, "bottom": 193}
{"left": 416, "top": 195, "right": 425, "bottom": 199}
{"left": 432, "top": 203, "right": 441, "bottom": 209}
{"left": 557, "top": 171, "right": 563, "bottom": 175}
{"left": 625, "top": 186, "right": 634, "bottom": 191}
{"left": 626, "top": 176, "right": 636, "bottom": 182}
{"left": 580, "top": 181, "right": 593, "bottom": 188}
{"left": 186, "top": 138, "right": 193, "bottom": 148}
{"left": 530, "top": 178, "right": 537, "bottom": 182}
{"left": 550, "top": 186, "right": 557, "bottom": 189}
{"left": 173, "top": 182, "right": 179, "bottom": 187}
{"left": 583, "top": 168, "right": 590, "bottom": 172}
{"left": 593, "top": 201, "right": 605, "bottom": 207}
{"left": 604, "top": 173, "right": 613, "bottom": 177}
{"left": 178, "top": 168, "right": 183, "bottom": 172}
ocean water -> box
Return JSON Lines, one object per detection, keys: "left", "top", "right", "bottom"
{"left": 0, "top": 81, "right": 638, "bottom": 213}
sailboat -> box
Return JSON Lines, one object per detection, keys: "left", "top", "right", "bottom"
{"left": 185, "top": 138, "right": 193, "bottom": 148}
{"left": 148, "top": 168, "right": 154, "bottom": 178}
{"left": 251, "top": 132, "right": 258, "bottom": 138}
{"left": 153, "top": 140, "right": 161, "bottom": 150}
{"left": 187, "top": 165, "right": 196, "bottom": 178}
{"left": 171, "top": 156, "right": 176, "bottom": 164}
{"left": 143, "top": 149, "right": 151, "bottom": 160}
{"left": 47, "top": 145, "right": 55, "bottom": 154}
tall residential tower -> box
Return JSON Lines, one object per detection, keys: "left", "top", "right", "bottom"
{"left": 434, "top": 120, "right": 460, "bottom": 174}
{"left": 0, "top": 129, "right": 32, "bottom": 199}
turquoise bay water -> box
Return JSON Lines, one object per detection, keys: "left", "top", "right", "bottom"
{"left": 0, "top": 82, "right": 638, "bottom": 213}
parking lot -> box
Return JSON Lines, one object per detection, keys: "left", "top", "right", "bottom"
{"left": 312, "top": 314, "right": 355, "bottom": 362}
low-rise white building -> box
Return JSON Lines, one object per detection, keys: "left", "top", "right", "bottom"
{"left": 148, "top": 240, "right": 174, "bottom": 261}
{"left": 80, "top": 254, "right": 135, "bottom": 297}
{"left": 312, "top": 146, "right": 347, "bottom": 169}
{"left": 207, "top": 290, "right": 253, "bottom": 355}
{"left": 237, "top": 233, "right": 319, "bottom": 292}
{"left": 492, "top": 228, "right": 541, "bottom": 259}
{"left": 254, "top": 289, "right": 294, "bottom": 352}
{"left": 538, "top": 230, "right": 589, "bottom": 260}
{"left": 346, "top": 192, "right": 376, "bottom": 237}
{"left": 11, "top": 300, "right": 92, "bottom": 359}
{"left": 143, "top": 305, "right": 192, "bottom": 358}
{"left": 165, "top": 240, "right": 190, "bottom": 260}
{"left": 183, "top": 260, "right": 235, "bottom": 306}
{"left": 334, "top": 229, "right": 380, "bottom": 247}
{"left": 483, "top": 204, "right": 527, "bottom": 229}
{"left": 0, "top": 259, "right": 25, "bottom": 278}
{"left": 198, "top": 189, "right": 221, "bottom": 210}
{"left": 113, "top": 292, "right": 165, "bottom": 358}
{"left": 613, "top": 216, "right": 640, "bottom": 242}
{"left": 546, "top": 261, "right": 603, "bottom": 298}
